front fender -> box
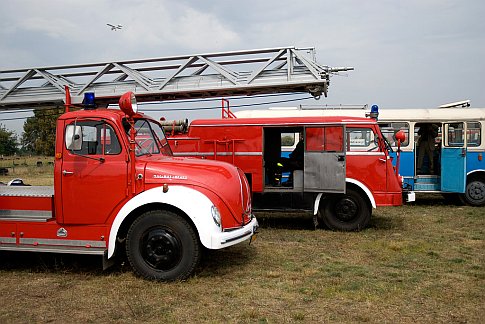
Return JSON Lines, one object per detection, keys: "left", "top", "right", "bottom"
{"left": 312, "top": 178, "right": 376, "bottom": 215}
{"left": 345, "top": 178, "right": 376, "bottom": 209}
{"left": 108, "top": 185, "right": 220, "bottom": 258}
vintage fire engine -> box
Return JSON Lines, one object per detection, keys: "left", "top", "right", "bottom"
{"left": 0, "top": 92, "right": 258, "bottom": 280}
{"left": 166, "top": 106, "right": 414, "bottom": 231}
{"left": 0, "top": 46, "right": 344, "bottom": 279}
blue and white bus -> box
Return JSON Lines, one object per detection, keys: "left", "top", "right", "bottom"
{"left": 235, "top": 104, "right": 485, "bottom": 206}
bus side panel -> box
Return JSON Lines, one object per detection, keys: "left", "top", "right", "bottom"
{"left": 466, "top": 151, "right": 485, "bottom": 174}
{"left": 390, "top": 151, "right": 415, "bottom": 190}
{"left": 394, "top": 151, "right": 415, "bottom": 176}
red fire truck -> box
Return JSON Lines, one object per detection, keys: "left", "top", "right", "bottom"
{"left": 0, "top": 46, "right": 344, "bottom": 278}
{"left": 167, "top": 107, "right": 414, "bottom": 231}
{"left": 0, "top": 92, "right": 257, "bottom": 280}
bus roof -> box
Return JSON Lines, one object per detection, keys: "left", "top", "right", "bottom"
{"left": 234, "top": 107, "right": 485, "bottom": 122}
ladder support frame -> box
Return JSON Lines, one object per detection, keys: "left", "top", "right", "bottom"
{"left": 0, "top": 46, "right": 352, "bottom": 110}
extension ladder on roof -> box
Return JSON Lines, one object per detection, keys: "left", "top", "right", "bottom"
{"left": 0, "top": 46, "right": 353, "bottom": 110}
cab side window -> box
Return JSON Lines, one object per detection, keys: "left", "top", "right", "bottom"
{"left": 65, "top": 121, "right": 121, "bottom": 155}
{"left": 346, "top": 127, "right": 379, "bottom": 152}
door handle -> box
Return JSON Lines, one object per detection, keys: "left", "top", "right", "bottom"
{"left": 337, "top": 155, "right": 345, "bottom": 162}
{"left": 378, "top": 158, "right": 386, "bottom": 163}
{"left": 62, "top": 170, "right": 74, "bottom": 176}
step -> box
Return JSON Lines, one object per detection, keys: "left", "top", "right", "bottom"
{"left": 415, "top": 175, "right": 440, "bottom": 184}
{"left": 414, "top": 183, "right": 441, "bottom": 191}
{"left": 0, "top": 186, "right": 54, "bottom": 197}
{"left": 0, "top": 209, "right": 53, "bottom": 222}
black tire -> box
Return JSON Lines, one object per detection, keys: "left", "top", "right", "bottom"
{"left": 126, "top": 210, "right": 200, "bottom": 281}
{"left": 460, "top": 179, "right": 485, "bottom": 207}
{"left": 321, "top": 188, "right": 371, "bottom": 231}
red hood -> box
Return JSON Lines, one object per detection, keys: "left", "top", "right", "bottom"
{"left": 140, "top": 156, "right": 251, "bottom": 228}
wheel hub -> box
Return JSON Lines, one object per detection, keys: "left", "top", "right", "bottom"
{"left": 468, "top": 181, "right": 485, "bottom": 201}
{"left": 335, "top": 198, "right": 358, "bottom": 222}
{"left": 142, "top": 228, "right": 182, "bottom": 271}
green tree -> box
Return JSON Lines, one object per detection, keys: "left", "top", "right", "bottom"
{"left": 22, "top": 108, "right": 63, "bottom": 156}
{"left": 0, "top": 124, "right": 18, "bottom": 155}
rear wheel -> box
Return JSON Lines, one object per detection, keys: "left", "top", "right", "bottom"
{"left": 460, "top": 179, "right": 485, "bottom": 206}
{"left": 126, "top": 210, "right": 200, "bottom": 281}
{"left": 321, "top": 188, "right": 371, "bottom": 231}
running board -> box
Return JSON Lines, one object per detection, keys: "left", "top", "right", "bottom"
{"left": 0, "top": 209, "right": 53, "bottom": 222}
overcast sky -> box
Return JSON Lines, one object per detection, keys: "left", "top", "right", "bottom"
{"left": 1, "top": 0, "right": 484, "bottom": 134}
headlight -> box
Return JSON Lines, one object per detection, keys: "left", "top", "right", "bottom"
{"left": 211, "top": 205, "right": 221, "bottom": 227}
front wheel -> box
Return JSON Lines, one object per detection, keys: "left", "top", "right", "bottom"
{"left": 126, "top": 210, "right": 201, "bottom": 281}
{"left": 321, "top": 188, "right": 371, "bottom": 231}
{"left": 460, "top": 179, "right": 485, "bottom": 206}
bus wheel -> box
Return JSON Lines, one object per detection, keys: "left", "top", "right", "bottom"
{"left": 126, "top": 210, "right": 201, "bottom": 281}
{"left": 322, "top": 188, "right": 371, "bottom": 231}
{"left": 461, "top": 179, "right": 485, "bottom": 207}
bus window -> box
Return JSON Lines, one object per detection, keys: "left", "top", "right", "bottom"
{"left": 445, "top": 123, "right": 465, "bottom": 147}
{"left": 467, "top": 122, "right": 481, "bottom": 147}
{"left": 379, "top": 122, "right": 409, "bottom": 147}
{"left": 281, "top": 132, "right": 297, "bottom": 156}
{"left": 346, "top": 127, "right": 379, "bottom": 152}
{"left": 281, "top": 133, "right": 296, "bottom": 146}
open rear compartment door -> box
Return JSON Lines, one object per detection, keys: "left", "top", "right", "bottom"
{"left": 304, "top": 126, "right": 346, "bottom": 193}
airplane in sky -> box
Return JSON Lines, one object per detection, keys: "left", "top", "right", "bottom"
{"left": 107, "top": 24, "right": 122, "bottom": 31}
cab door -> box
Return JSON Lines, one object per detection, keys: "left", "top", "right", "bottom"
{"left": 61, "top": 119, "right": 129, "bottom": 224}
{"left": 441, "top": 122, "right": 467, "bottom": 192}
{"left": 304, "top": 126, "right": 346, "bottom": 193}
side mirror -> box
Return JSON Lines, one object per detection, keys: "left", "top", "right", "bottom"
{"left": 65, "top": 125, "right": 83, "bottom": 151}
{"left": 395, "top": 130, "right": 406, "bottom": 143}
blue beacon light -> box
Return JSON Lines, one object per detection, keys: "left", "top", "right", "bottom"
{"left": 83, "top": 92, "right": 96, "bottom": 109}
{"left": 367, "top": 104, "right": 379, "bottom": 119}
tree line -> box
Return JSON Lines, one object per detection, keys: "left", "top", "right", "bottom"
{"left": 0, "top": 107, "right": 63, "bottom": 156}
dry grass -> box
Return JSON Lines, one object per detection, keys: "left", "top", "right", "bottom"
{"left": 0, "top": 157, "right": 483, "bottom": 322}
{"left": 0, "top": 194, "right": 483, "bottom": 323}
{"left": 0, "top": 156, "right": 54, "bottom": 185}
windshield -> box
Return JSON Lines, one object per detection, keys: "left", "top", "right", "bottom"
{"left": 124, "top": 118, "right": 173, "bottom": 157}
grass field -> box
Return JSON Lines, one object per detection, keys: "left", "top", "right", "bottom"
{"left": 0, "top": 195, "right": 483, "bottom": 322}
{"left": 0, "top": 157, "right": 483, "bottom": 322}
{"left": 0, "top": 156, "right": 54, "bottom": 186}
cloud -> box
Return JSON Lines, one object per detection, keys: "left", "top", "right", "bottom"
{"left": 19, "top": 17, "right": 78, "bottom": 39}
{"left": 0, "top": 0, "right": 241, "bottom": 65}
{"left": 1, "top": 0, "right": 484, "bottom": 134}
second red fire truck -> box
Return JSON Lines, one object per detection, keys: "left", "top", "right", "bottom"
{"left": 167, "top": 106, "right": 414, "bottom": 231}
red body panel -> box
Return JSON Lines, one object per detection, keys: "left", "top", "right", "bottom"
{"left": 169, "top": 116, "right": 404, "bottom": 207}
{"left": 0, "top": 196, "right": 52, "bottom": 211}
{"left": 16, "top": 222, "right": 108, "bottom": 242}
